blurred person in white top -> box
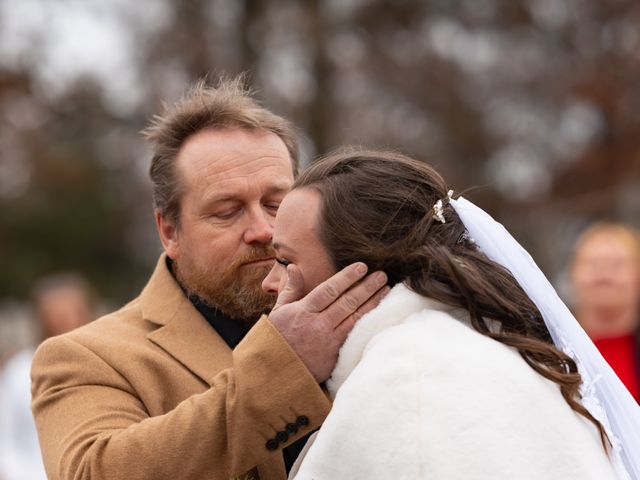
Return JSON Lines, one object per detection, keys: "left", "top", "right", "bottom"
{"left": 0, "top": 273, "right": 95, "bottom": 480}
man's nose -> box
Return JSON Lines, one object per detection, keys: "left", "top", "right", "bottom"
{"left": 262, "top": 264, "right": 281, "bottom": 295}
{"left": 244, "top": 207, "right": 273, "bottom": 245}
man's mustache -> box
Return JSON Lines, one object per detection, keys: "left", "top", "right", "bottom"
{"left": 228, "top": 245, "right": 276, "bottom": 271}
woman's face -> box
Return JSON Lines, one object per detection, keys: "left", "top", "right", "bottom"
{"left": 262, "top": 188, "right": 338, "bottom": 297}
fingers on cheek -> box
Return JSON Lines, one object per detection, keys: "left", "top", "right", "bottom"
{"left": 335, "top": 295, "right": 355, "bottom": 315}
{"left": 368, "top": 271, "right": 388, "bottom": 289}
{"left": 351, "top": 307, "right": 364, "bottom": 321}
{"left": 278, "top": 274, "right": 287, "bottom": 292}
{"left": 323, "top": 282, "right": 340, "bottom": 303}
{"left": 334, "top": 315, "right": 355, "bottom": 340}
{"left": 361, "top": 285, "right": 388, "bottom": 312}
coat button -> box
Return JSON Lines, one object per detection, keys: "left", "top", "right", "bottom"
{"left": 265, "top": 439, "right": 279, "bottom": 451}
{"left": 286, "top": 422, "right": 298, "bottom": 434}
{"left": 276, "top": 431, "right": 289, "bottom": 443}
{"left": 296, "top": 415, "right": 310, "bottom": 427}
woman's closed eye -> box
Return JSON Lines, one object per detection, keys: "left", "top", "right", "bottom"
{"left": 275, "top": 257, "right": 290, "bottom": 267}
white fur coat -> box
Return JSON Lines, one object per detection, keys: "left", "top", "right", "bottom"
{"left": 290, "top": 284, "right": 616, "bottom": 480}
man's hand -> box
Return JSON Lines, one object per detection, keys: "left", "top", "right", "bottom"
{"left": 268, "top": 262, "right": 389, "bottom": 383}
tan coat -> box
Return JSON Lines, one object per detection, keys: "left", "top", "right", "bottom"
{"left": 31, "top": 255, "right": 331, "bottom": 480}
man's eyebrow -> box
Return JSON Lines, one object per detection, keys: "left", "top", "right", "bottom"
{"left": 203, "top": 184, "right": 291, "bottom": 205}
{"left": 262, "top": 185, "right": 292, "bottom": 198}
{"left": 200, "top": 193, "right": 238, "bottom": 205}
{"left": 207, "top": 195, "right": 235, "bottom": 203}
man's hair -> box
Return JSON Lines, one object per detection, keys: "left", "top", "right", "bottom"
{"left": 142, "top": 76, "right": 299, "bottom": 224}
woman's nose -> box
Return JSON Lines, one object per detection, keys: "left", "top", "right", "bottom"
{"left": 262, "top": 263, "right": 282, "bottom": 295}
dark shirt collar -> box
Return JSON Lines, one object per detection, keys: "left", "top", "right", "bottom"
{"left": 165, "top": 256, "right": 251, "bottom": 349}
{"left": 190, "top": 296, "right": 251, "bottom": 349}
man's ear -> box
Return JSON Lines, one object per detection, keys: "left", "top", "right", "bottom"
{"left": 155, "top": 209, "right": 180, "bottom": 259}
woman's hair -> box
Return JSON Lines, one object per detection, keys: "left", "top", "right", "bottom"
{"left": 294, "top": 147, "right": 608, "bottom": 448}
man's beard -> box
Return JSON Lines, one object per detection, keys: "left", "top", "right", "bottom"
{"left": 174, "top": 245, "right": 277, "bottom": 323}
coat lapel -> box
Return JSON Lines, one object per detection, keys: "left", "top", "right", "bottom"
{"left": 142, "top": 255, "right": 233, "bottom": 386}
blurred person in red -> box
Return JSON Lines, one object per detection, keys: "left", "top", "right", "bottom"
{"left": 570, "top": 222, "right": 640, "bottom": 402}
{"left": 0, "top": 273, "right": 95, "bottom": 480}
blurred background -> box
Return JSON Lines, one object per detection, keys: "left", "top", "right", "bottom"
{"left": 1, "top": 0, "right": 640, "bottom": 360}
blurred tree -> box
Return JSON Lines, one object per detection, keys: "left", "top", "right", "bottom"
{"left": 1, "top": 0, "right": 639, "bottom": 304}
{"left": 0, "top": 74, "right": 147, "bottom": 301}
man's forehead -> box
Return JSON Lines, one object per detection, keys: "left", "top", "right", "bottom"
{"left": 176, "top": 131, "right": 293, "bottom": 186}
{"left": 179, "top": 127, "right": 288, "bottom": 159}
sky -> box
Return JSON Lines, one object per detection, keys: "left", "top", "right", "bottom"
{"left": 0, "top": 0, "right": 610, "bottom": 202}
{"left": 0, "top": 0, "right": 171, "bottom": 115}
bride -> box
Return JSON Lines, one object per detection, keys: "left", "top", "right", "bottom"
{"left": 262, "top": 148, "right": 640, "bottom": 480}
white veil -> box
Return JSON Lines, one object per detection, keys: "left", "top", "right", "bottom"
{"left": 449, "top": 196, "right": 640, "bottom": 480}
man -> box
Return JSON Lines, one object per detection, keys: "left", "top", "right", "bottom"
{"left": 1, "top": 273, "right": 94, "bottom": 480}
{"left": 31, "top": 78, "right": 388, "bottom": 480}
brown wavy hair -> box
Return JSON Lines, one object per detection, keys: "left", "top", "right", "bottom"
{"left": 294, "top": 147, "right": 608, "bottom": 449}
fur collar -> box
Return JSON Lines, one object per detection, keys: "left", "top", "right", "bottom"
{"left": 327, "top": 283, "right": 468, "bottom": 397}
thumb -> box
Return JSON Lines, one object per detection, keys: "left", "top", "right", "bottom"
{"left": 274, "top": 264, "right": 304, "bottom": 309}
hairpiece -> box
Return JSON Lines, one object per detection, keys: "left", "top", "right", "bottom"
{"left": 432, "top": 200, "right": 445, "bottom": 224}
{"left": 432, "top": 190, "right": 454, "bottom": 224}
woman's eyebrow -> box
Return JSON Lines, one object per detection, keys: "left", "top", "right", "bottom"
{"left": 272, "top": 241, "right": 292, "bottom": 252}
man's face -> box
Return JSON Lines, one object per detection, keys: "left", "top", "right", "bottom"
{"left": 156, "top": 127, "right": 294, "bottom": 321}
